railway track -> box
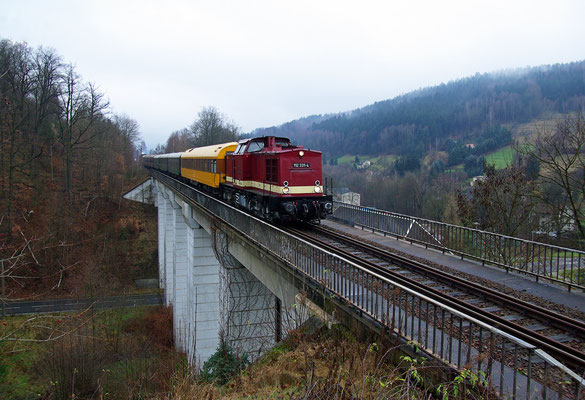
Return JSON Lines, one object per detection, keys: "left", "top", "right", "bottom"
{"left": 285, "top": 224, "right": 585, "bottom": 375}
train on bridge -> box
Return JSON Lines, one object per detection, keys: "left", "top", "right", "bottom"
{"left": 143, "top": 136, "right": 333, "bottom": 223}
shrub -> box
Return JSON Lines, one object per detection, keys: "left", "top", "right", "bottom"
{"left": 199, "top": 340, "right": 249, "bottom": 386}
{"left": 124, "top": 305, "right": 173, "bottom": 350}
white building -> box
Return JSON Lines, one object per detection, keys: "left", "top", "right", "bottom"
{"left": 333, "top": 187, "right": 361, "bottom": 205}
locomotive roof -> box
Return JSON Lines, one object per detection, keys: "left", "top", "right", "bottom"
{"left": 237, "top": 136, "right": 291, "bottom": 144}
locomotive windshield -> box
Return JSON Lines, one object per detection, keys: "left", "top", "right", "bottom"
{"left": 247, "top": 140, "right": 265, "bottom": 152}
{"left": 234, "top": 144, "right": 245, "bottom": 155}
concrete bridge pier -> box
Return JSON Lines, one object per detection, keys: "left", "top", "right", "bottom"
{"left": 184, "top": 205, "right": 222, "bottom": 365}
{"left": 156, "top": 184, "right": 167, "bottom": 291}
{"left": 156, "top": 182, "right": 221, "bottom": 365}
{"left": 214, "top": 232, "right": 280, "bottom": 360}
{"left": 149, "top": 179, "right": 306, "bottom": 366}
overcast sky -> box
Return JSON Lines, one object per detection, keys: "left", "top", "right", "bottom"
{"left": 1, "top": 0, "right": 584, "bottom": 149}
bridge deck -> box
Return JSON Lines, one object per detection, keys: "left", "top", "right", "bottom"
{"left": 323, "top": 219, "right": 585, "bottom": 315}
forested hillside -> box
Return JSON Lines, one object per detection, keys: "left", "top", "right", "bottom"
{"left": 0, "top": 39, "right": 153, "bottom": 300}
{"left": 255, "top": 61, "right": 585, "bottom": 158}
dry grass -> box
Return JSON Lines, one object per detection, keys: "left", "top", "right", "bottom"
{"left": 509, "top": 112, "right": 566, "bottom": 140}
{"left": 167, "top": 319, "right": 497, "bottom": 400}
{"left": 1, "top": 305, "right": 185, "bottom": 400}
{"left": 1, "top": 309, "right": 494, "bottom": 399}
{"left": 169, "top": 325, "right": 444, "bottom": 400}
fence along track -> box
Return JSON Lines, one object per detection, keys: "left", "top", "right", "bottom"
{"left": 152, "top": 171, "right": 584, "bottom": 399}
{"left": 332, "top": 202, "right": 585, "bottom": 291}
{"left": 286, "top": 229, "right": 585, "bottom": 398}
{"left": 308, "top": 225, "right": 585, "bottom": 354}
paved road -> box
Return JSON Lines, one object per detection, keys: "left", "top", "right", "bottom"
{"left": 1, "top": 293, "right": 163, "bottom": 316}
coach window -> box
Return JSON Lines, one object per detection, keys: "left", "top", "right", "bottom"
{"left": 212, "top": 160, "right": 217, "bottom": 173}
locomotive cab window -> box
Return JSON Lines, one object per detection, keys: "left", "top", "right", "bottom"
{"left": 234, "top": 144, "right": 245, "bottom": 155}
{"left": 275, "top": 138, "right": 291, "bottom": 148}
{"left": 247, "top": 141, "right": 265, "bottom": 153}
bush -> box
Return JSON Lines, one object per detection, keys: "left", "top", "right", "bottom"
{"left": 43, "top": 328, "right": 112, "bottom": 399}
{"left": 199, "top": 340, "right": 249, "bottom": 386}
{"left": 124, "top": 305, "right": 174, "bottom": 350}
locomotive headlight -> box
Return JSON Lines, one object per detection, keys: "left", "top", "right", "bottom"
{"left": 299, "top": 151, "right": 304, "bottom": 157}
{"left": 314, "top": 186, "right": 322, "bottom": 193}
{"left": 283, "top": 187, "right": 290, "bottom": 194}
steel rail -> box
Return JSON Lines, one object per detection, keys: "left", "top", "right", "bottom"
{"left": 332, "top": 202, "right": 585, "bottom": 291}
{"left": 312, "top": 225, "right": 585, "bottom": 337}
{"left": 286, "top": 226, "right": 585, "bottom": 372}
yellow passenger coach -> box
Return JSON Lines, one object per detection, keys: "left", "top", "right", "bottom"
{"left": 181, "top": 142, "right": 238, "bottom": 188}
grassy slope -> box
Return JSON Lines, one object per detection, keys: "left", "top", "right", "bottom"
{"left": 0, "top": 306, "right": 179, "bottom": 399}
{"left": 451, "top": 114, "right": 564, "bottom": 171}
{"left": 172, "top": 322, "right": 492, "bottom": 399}
{"left": 484, "top": 146, "right": 515, "bottom": 169}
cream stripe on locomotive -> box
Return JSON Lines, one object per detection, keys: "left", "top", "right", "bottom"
{"left": 226, "top": 176, "right": 323, "bottom": 195}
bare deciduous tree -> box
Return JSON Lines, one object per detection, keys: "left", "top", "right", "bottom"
{"left": 0, "top": 220, "right": 79, "bottom": 317}
{"left": 152, "top": 143, "right": 166, "bottom": 154}
{"left": 113, "top": 113, "right": 140, "bottom": 146}
{"left": 457, "top": 164, "right": 536, "bottom": 237}
{"left": 518, "top": 112, "right": 585, "bottom": 242}
{"left": 189, "top": 106, "right": 239, "bottom": 147}
{"left": 56, "top": 65, "right": 108, "bottom": 208}
{"left": 29, "top": 47, "right": 61, "bottom": 177}
{"left": 0, "top": 41, "right": 34, "bottom": 233}
{"left": 165, "top": 128, "right": 191, "bottom": 153}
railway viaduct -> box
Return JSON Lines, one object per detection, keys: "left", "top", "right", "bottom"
{"left": 126, "top": 171, "right": 585, "bottom": 398}
{"left": 125, "top": 173, "right": 329, "bottom": 367}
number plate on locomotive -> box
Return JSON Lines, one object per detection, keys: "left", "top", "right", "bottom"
{"left": 293, "top": 162, "right": 310, "bottom": 168}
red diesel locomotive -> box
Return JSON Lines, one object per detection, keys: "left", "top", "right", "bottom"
{"left": 144, "top": 136, "right": 333, "bottom": 222}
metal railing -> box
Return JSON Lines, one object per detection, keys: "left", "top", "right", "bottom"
{"left": 154, "top": 172, "right": 584, "bottom": 399}
{"left": 331, "top": 202, "right": 585, "bottom": 292}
